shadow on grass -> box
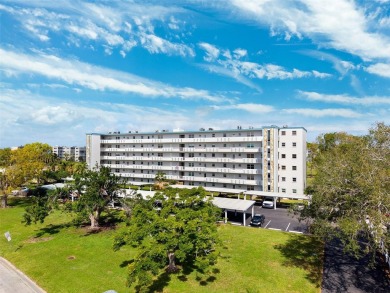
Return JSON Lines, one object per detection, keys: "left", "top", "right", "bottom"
{"left": 35, "top": 223, "right": 72, "bottom": 238}
{"left": 100, "top": 209, "right": 124, "bottom": 226}
{"left": 145, "top": 271, "right": 171, "bottom": 293}
{"left": 274, "top": 233, "right": 323, "bottom": 288}
{"left": 120, "top": 259, "right": 134, "bottom": 268}
{"left": 7, "top": 197, "right": 33, "bottom": 208}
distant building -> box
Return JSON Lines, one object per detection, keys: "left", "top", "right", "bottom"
{"left": 52, "top": 146, "right": 86, "bottom": 162}
{"left": 86, "top": 125, "right": 307, "bottom": 196}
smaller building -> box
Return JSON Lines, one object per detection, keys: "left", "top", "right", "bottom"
{"left": 52, "top": 146, "right": 86, "bottom": 162}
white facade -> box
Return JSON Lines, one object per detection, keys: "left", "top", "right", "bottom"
{"left": 86, "top": 126, "right": 307, "bottom": 196}
{"left": 52, "top": 146, "right": 86, "bottom": 162}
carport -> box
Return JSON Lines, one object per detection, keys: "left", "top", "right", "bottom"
{"left": 212, "top": 197, "right": 256, "bottom": 226}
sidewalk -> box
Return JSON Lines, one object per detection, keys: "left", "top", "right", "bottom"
{"left": 0, "top": 257, "right": 46, "bottom": 293}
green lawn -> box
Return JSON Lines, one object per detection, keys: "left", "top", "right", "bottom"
{"left": 0, "top": 198, "right": 323, "bottom": 293}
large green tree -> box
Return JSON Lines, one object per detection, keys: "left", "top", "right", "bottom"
{"left": 113, "top": 187, "right": 221, "bottom": 292}
{"left": 0, "top": 143, "right": 55, "bottom": 208}
{"left": 72, "top": 166, "right": 123, "bottom": 228}
{"left": 301, "top": 123, "right": 390, "bottom": 258}
{"left": 24, "top": 166, "right": 123, "bottom": 228}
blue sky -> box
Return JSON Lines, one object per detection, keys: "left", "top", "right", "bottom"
{"left": 0, "top": 0, "right": 389, "bottom": 148}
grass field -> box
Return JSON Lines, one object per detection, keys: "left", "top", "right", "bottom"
{"left": 0, "top": 198, "right": 323, "bottom": 293}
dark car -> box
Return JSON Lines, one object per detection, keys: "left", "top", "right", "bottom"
{"left": 250, "top": 214, "right": 265, "bottom": 227}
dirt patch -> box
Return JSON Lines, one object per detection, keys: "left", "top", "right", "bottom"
{"left": 67, "top": 256, "right": 76, "bottom": 260}
{"left": 25, "top": 237, "right": 53, "bottom": 243}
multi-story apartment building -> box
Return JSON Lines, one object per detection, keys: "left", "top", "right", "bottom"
{"left": 52, "top": 146, "right": 86, "bottom": 162}
{"left": 86, "top": 126, "right": 307, "bottom": 196}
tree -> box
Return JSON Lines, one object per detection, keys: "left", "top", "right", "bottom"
{"left": 113, "top": 187, "right": 221, "bottom": 292}
{"left": 0, "top": 148, "right": 12, "bottom": 167}
{"left": 300, "top": 123, "right": 390, "bottom": 259}
{"left": 23, "top": 166, "right": 123, "bottom": 228}
{"left": 71, "top": 166, "right": 123, "bottom": 228}
{"left": 154, "top": 171, "right": 167, "bottom": 190}
{"left": 11, "top": 143, "right": 54, "bottom": 185}
{"left": 0, "top": 143, "right": 55, "bottom": 208}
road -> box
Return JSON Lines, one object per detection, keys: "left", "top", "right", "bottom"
{"left": 0, "top": 257, "right": 45, "bottom": 293}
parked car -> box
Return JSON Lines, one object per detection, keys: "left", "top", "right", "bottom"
{"left": 250, "top": 214, "right": 265, "bottom": 226}
{"left": 262, "top": 197, "right": 274, "bottom": 208}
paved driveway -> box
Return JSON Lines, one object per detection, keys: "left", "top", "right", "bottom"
{"left": 225, "top": 205, "right": 308, "bottom": 233}
{"left": 0, "top": 257, "right": 45, "bottom": 293}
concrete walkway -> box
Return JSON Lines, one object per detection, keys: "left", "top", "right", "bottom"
{"left": 0, "top": 257, "right": 46, "bottom": 293}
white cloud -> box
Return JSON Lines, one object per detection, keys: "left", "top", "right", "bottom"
{"left": 365, "top": 63, "right": 390, "bottom": 78}
{"left": 283, "top": 108, "right": 362, "bottom": 118}
{"left": 0, "top": 48, "right": 226, "bottom": 102}
{"left": 233, "top": 48, "right": 247, "bottom": 59}
{"left": 140, "top": 33, "right": 195, "bottom": 57}
{"left": 198, "top": 64, "right": 262, "bottom": 92}
{"left": 213, "top": 103, "right": 274, "bottom": 114}
{"left": 298, "top": 91, "right": 390, "bottom": 105}
{"left": 198, "top": 43, "right": 331, "bottom": 84}
{"left": 228, "top": 0, "right": 390, "bottom": 61}
{"left": 299, "top": 50, "right": 356, "bottom": 77}
{"left": 0, "top": 1, "right": 191, "bottom": 59}
{"left": 198, "top": 42, "right": 220, "bottom": 61}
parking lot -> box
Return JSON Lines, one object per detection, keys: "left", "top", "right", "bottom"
{"left": 225, "top": 204, "right": 308, "bottom": 233}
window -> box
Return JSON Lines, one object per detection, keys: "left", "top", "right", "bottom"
{"left": 223, "top": 163, "right": 227, "bottom": 167}
{"left": 247, "top": 164, "right": 254, "bottom": 169}
{"left": 282, "top": 188, "right": 286, "bottom": 193}
{"left": 223, "top": 174, "right": 227, "bottom": 178}
{"left": 292, "top": 142, "right": 297, "bottom": 147}
{"left": 281, "top": 177, "right": 286, "bottom": 182}
{"left": 281, "top": 154, "right": 286, "bottom": 159}
{"left": 293, "top": 177, "right": 297, "bottom": 182}
{"left": 247, "top": 154, "right": 255, "bottom": 158}
{"left": 157, "top": 162, "right": 163, "bottom": 166}
{"left": 247, "top": 175, "right": 254, "bottom": 180}
{"left": 189, "top": 163, "right": 194, "bottom": 167}
{"left": 189, "top": 134, "right": 194, "bottom": 138}
{"left": 158, "top": 144, "right": 163, "bottom": 148}
{"left": 292, "top": 154, "right": 297, "bottom": 159}
{"left": 293, "top": 189, "right": 297, "bottom": 193}
{"left": 292, "top": 131, "right": 297, "bottom": 135}
{"left": 212, "top": 153, "right": 215, "bottom": 157}
{"left": 223, "top": 133, "right": 226, "bottom": 137}
{"left": 281, "top": 165, "right": 286, "bottom": 170}
{"left": 189, "top": 153, "right": 194, "bottom": 158}
{"left": 281, "top": 131, "right": 286, "bottom": 135}
{"left": 212, "top": 173, "right": 215, "bottom": 177}
{"left": 281, "top": 142, "right": 285, "bottom": 147}
{"left": 188, "top": 172, "right": 194, "bottom": 176}
{"left": 158, "top": 153, "right": 163, "bottom": 157}
{"left": 223, "top": 153, "right": 227, "bottom": 157}
{"left": 247, "top": 132, "right": 254, "bottom": 137}
{"left": 292, "top": 166, "right": 297, "bottom": 170}
{"left": 212, "top": 163, "right": 215, "bottom": 167}
{"left": 247, "top": 143, "right": 254, "bottom": 148}
{"left": 247, "top": 186, "right": 254, "bottom": 191}
{"left": 212, "top": 133, "right": 215, "bottom": 137}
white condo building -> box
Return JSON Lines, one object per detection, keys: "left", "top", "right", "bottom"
{"left": 52, "top": 146, "right": 86, "bottom": 162}
{"left": 86, "top": 126, "right": 307, "bottom": 196}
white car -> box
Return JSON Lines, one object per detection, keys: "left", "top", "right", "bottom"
{"left": 262, "top": 197, "right": 274, "bottom": 208}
